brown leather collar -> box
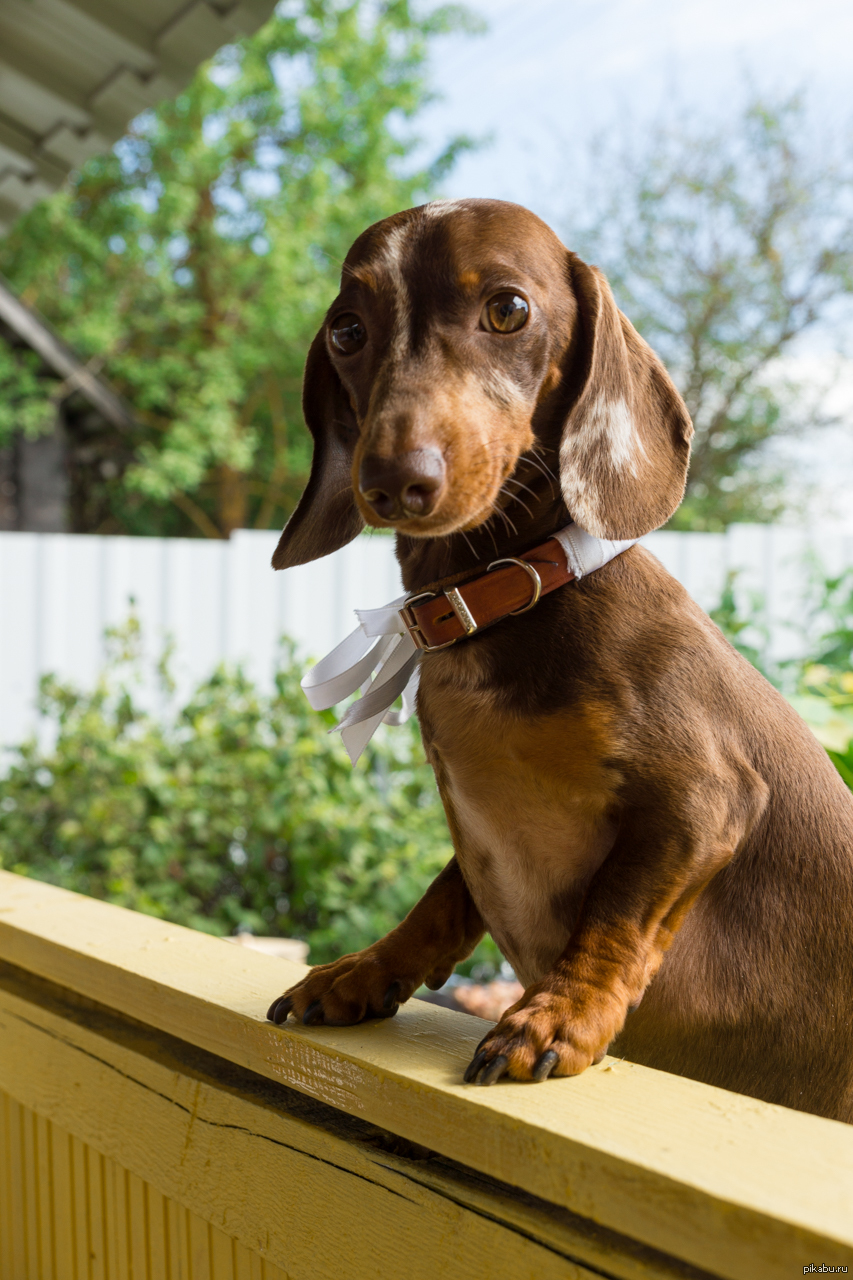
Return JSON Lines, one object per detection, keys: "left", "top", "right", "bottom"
{"left": 399, "top": 536, "right": 574, "bottom": 653}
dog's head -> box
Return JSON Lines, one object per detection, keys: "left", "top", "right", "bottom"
{"left": 273, "top": 199, "right": 693, "bottom": 569}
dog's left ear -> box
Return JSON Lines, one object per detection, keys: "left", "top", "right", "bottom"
{"left": 559, "top": 253, "right": 693, "bottom": 539}
{"left": 272, "top": 330, "right": 364, "bottom": 570}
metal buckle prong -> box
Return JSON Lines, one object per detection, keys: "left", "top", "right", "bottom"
{"left": 486, "top": 557, "right": 543, "bottom": 615}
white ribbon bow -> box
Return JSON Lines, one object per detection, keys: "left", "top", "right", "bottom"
{"left": 301, "top": 523, "right": 638, "bottom": 763}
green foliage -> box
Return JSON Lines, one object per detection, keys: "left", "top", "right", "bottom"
{"left": 0, "top": 1, "right": 480, "bottom": 538}
{"left": 803, "top": 568, "right": 853, "bottom": 672}
{"left": 708, "top": 560, "right": 853, "bottom": 789}
{"left": 565, "top": 95, "right": 853, "bottom": 529}
{"left": 785, "top": 567, "right": 853, "bottom": 782}
{"left": 0, "top": 620, "right": 488, "bottom": 967}
{"left": 788, "top": 667, "right": 853, "bottom": 790}
{"left": 708, "top": 570, "right": 769, "bottom": 675}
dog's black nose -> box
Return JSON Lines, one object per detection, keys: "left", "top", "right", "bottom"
{"left": 359, "top": 449, "right": 446, "bottom": 520}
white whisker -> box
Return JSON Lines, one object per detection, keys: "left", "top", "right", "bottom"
{"left": 500, "top": 484, "right": 535, "bottom": 519}
{"left": 458, "top": 529, "right": 477, "bottom": 559}
{"left": 506, "top": 477, "right": 539, "bottom": 502}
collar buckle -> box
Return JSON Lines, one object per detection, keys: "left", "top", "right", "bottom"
{"left": 399, "top": 591, "right": 461, "bottom": 653}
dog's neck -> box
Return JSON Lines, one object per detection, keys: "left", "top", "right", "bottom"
{"left": 394, "top": 450, "right": 568, "bottom": 594}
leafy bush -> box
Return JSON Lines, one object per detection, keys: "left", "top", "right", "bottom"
{"left": 708, "top": 570, "right": 770, "bottom": 676}
{"left": 709, "top": 564, "right": 853, "bottom": 790}
{"left": 0, "top": 620, "right": 501, "bottom": 969}
{"left": 788, "top": 667, "right": 853, "bottom": 789}
{"left": 784, "top": 567, "right": 853, "bottom": 783}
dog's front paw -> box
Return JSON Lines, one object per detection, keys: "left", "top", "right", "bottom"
{"left": 463, "top": 987, "right": 622, "bottom": 1085}
{"left": 266, "top": 948, "right": 418, "bottom": 1028}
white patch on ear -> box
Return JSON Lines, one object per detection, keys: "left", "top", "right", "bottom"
{"left": 559, "top": 394, "right": 646, "bottom": 535}
{"left": 601, "top": 396, "right": 646, "bottom": 472}
{"left": 562, "top": 394, "right": 645, "bottom": 477}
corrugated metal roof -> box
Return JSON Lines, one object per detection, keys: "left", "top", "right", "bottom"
{"left": 0, "top": 0, "right": 278, "bottom": 233}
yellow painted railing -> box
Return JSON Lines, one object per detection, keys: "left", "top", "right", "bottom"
{"left": 0, "top": 869, "right": 851, "bottom": 1280}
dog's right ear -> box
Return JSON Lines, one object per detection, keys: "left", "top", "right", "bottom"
{"left": 271, "top": 330, "right": 364, "bottom": 570}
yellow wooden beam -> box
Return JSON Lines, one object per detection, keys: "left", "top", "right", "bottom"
{"left": 0, "top": 971, "right": 614, "bottom": 1280}
{"left": 0, "top": 870, "right": 851, "bottom": 1278}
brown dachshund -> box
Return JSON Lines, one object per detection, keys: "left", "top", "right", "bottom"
{"left": 266, "top": 198, "right": 853, "bottom": 1123}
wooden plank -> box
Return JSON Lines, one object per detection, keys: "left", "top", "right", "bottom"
{"left": 0, "top": 1092, "right": 14, "bottom": 1280}
{"left": 0, "top": 978, "right": 618, "bottom": 1280}
{"left": 187, "top": 1211, "right": 212, "bottom": 1280}
{"left": 7, "top": 1096, "right": 30, "bottom": 1279}
{"left": 126, "top": 1171, "right": 151, "bottom": 1280}
{"left": 48, "top": 1119, "right": 76, "bottom": 1280}
{"left": 145, "top": 1182, "right": 170, "bottom": 1280}
{"left": 35, "top": 1111, "right": 57, "bottom": 1280}
{"left": 0, "top": 871, "right": 850, "bottom": 1279}
{"left": 209, "top": 1225, "right": 235, "bottom": 1280}
{"left": 102, "top": 1153, "right": 126, "bottom": 1280}
{"left": 86, "top": 1145, "right": 109, "bottom": 1280}
{"left": 22, "top": 1095, "right": 41, "bottom": 1278}
{"left": 70, "top": 1134, "right": 91, "bottom": 1280}
{"left": 166, "top": 1198, "right": 192, "bottom": 1280}
{"left": 231, "top": 1240, "right": 259, "bottom": 1280}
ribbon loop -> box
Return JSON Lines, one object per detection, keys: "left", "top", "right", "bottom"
{"left": 300, "top": 593, "right": 421, "bottom": 764}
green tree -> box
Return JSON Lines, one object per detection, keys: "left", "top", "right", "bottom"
{"left": 564, "top": 96, "right": 853, "bottom": 530}
{"left": 0, "top": 1, "right": 479, "bottom": 537}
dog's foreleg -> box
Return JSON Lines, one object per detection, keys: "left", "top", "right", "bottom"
{"left": 465, "top": 760, "right": 768, "bottom": 1085}
{"left": 267, "top": 856, "right": 484, "bottom": 1027}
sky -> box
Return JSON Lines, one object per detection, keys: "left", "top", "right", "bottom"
{"left": 414, "top": 0, "right": 853, "bottom": 521}
{"left": 421, "top": 0, "right": 853, "bottom": 216}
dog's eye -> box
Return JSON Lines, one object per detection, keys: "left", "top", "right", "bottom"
{"left": 330, "top": 314, "right": 367, "bottom": 354}
{"left": 481, "top": 293, "right": 529, "bottom": 334}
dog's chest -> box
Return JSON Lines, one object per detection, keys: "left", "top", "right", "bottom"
{"left": 419, "top": 679, "right": 620, "bottom": 985}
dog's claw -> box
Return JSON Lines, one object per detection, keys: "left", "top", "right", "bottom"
{"left": 267, "top": 996, "right": 292, "bottom": 1024}
{"left": 532, "top": 1048, "right": 560, "bottom": 1081}
{"left": 464, "top": 1049, "right": 489, "bottom": 1083}
{"left": 479, "top": 1054, "right": 509, "bottom": 1086}
{"left": 383, "top": 981, "right": 401, "bottom": 1013}
{"left": 302, "top": 999, "right": 324, "bottom": 1026}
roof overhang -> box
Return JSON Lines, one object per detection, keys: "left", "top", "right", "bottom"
{"left": 0, "top": 0, "right": 278, "bottom": 235}
{"left": 0, "top": 272, "right": 134, "bottom": 429}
